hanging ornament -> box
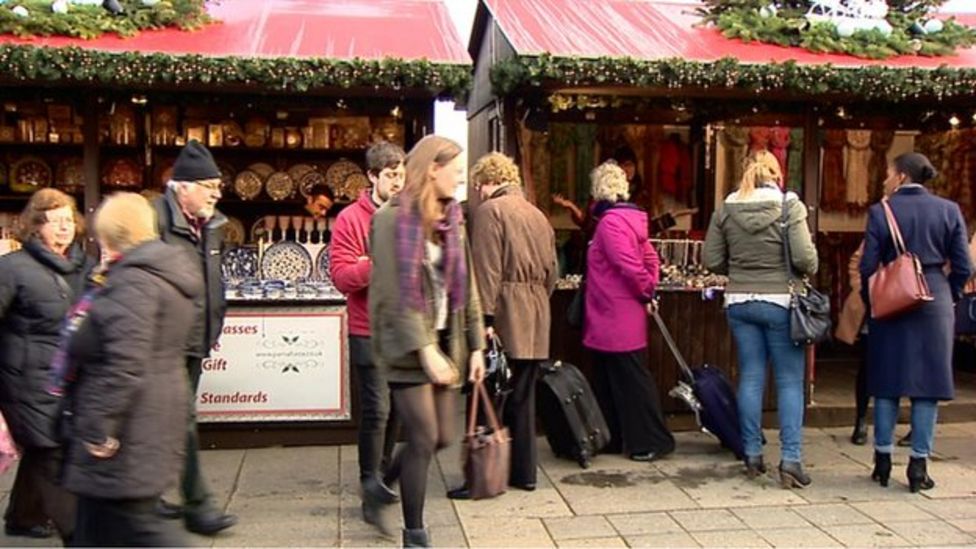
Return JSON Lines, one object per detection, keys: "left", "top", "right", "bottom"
{"left": 11, "top": 5, "right": 28, "bottom": 17}
{"left": 141, "top": 0, "right": 160, "bottom": 5}
{"left": 759, "top": 4, "right": 778, "bottom": 18}
{"left": 923, "top": 19, "right": 945, "bottom": 34}
{"left": 52, "top": 0, "right": 69, "bottom": 14}
{"left": 836, "top": 19, "right": 857, "bottom": 38}
{"left": 102, "top": 0, "right": 124, "bottom": 15}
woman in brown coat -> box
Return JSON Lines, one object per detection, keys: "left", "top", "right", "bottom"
{"left": 469, "top": 153, "right": 557, "bottom": 492}
{"left": 368, "top": 135, "right": 485, "bottom": 547}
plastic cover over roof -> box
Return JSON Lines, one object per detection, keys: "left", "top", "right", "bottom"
{"left": 0, "top": 0, "right": 470, "bottom": 63}
{"left": 481, "top": 0, "right": 976, "bottom": 68}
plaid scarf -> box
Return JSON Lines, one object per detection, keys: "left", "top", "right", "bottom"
{"left": 396, "top": 196, "right": 466, "bottom": 314}
{"left": 46, "top": 266, "right": 109, "bottom": 397}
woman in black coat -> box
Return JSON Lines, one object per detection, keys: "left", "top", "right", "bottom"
{"left": 59, "top": 193, "right": 202, "bottom": 546}
{"left": 0, "top": 189, "right": 91, "bottom": 541}
{"left": 859, "top": 153, "right": 973, "bottom": 493}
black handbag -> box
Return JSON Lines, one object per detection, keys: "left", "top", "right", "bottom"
{"left": 484, "top": 333, "right": 512, "bottom": 398}
{"left": 567, "top": 280, "right": 585, "bottom": 329}
{"left": 780, "top": 193, "right": 832, "bottom": 346}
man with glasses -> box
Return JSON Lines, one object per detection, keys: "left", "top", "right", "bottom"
{"left": 329, "top": 141, "right": 405, "bottom": 535}
{"left": 153, "top": 140, "right": 237, "bottom": 536}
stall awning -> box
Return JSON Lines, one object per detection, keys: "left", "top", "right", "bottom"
{"left": 0, "top": 0, "right": 469, "bottom": 63}
{"left": 479, "top": 0, "right": 976, "bottom": 69}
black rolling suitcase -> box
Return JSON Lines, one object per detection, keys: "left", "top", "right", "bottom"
{"left": 537, "top": 360, "right": 610, "bottom": 469}
{"left": 651, "top": 310, "right": 746, "bottom": 460}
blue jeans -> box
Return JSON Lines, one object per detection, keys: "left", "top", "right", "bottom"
{"left": 727, "top": 301, "right": 806, "bottom": 463}
{"left": 874, "top": 398, "right": 938, "bottom": 458}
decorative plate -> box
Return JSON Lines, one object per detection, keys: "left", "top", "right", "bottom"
{"left": 325, "top": 159, "right": 363, "bottom": 201}
{"left": 299, "top": 169, "right": 327, "bottom": 199}
{"left": 222, "top": 120, "right": 244, "bottom": 147}
{"left": 342, "top": 173, "right": 370, "bottom": 201}
{"left": 288, "top": 163, "right": 315, "bottom": 183}
{"left": 10, "top": 156, "right": 52, "bottom": 193}
{"left": 316, "top": 245, "right": 331, "bottom": 282}
{"left": 261, "top": 241, "right": 313, "bottom": 281}
{"left": 221, "top": 246, "right": 259, "bottom": 281}
{"left": 223, "top": 217, "right": 246, "bottom": 246}
{"left": 234, "top": 169, "right": 263, "bottom": 200}
{"left": 102, "top": 158, "right": 143, "bottom": 189}
{"left": 247, "top": 163, "right": 275, "bottom": 181}
{"left": 217, "top": 161, "right": 235, "bottom": 193}
{"left": 55, "top": 157, "right": 85, "bottom": 194}
{"left": 266, "top": 172, "right": 295, "bottom": 201}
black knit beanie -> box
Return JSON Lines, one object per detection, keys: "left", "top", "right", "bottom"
{"left": 172, "top": 140, "right": 220, "bottom": 181}
{"left": 894, "top": 152, "right": 938, "bottom": 184}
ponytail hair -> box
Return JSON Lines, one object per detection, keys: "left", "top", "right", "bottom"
{"left": 738, "top": 150, "right": 782, "bottom": 199}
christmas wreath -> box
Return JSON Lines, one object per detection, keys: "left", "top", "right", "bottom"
{"left": 0, "top": 0, "right": 212, "bottom": 39}
{"left": 699, "top": 0, "right": 976, "bottom": 59}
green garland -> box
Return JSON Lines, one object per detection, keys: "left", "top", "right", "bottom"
{"left": 490, "top": 54, "right": 976, "bottom": 102}
{"left": 0, "top": 0, "right": 211, "bottom": 39}
{"left": 698, "top": 1, "right": 976, "bottom": 59}
{"left": 0, "top": 44, "right": 472, "bottom": 98}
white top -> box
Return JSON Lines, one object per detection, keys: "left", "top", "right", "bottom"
{"left": 724, "top": 293, "right": 791, "bottom": 310}
{"left": 425, "top": 241, "right": 449, "bottom": 331}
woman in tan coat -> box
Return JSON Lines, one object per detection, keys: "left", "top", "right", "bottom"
{"left": 368, "top": 135, "right": 484, "bottom": 547}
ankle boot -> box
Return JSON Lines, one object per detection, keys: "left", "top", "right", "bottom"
{"left": 744, "top": 456, "right": 766, "bottom": 478}
{"left": 403, "top": 527, "right": 431, "bottom": 548}
{"left": 779, "top": 461, "right": 812, "bottom": 489}
{"left": 871, "top": 451, "right": 892, "bottom": 487}
{"left": 907, "top": 457, "right": 936, "bottom": 493}
{"left": 850, "top": 418, "right": 868, "bottom": 446}
{"left": 362, "top": 477, "right": 395, "bottom": 538}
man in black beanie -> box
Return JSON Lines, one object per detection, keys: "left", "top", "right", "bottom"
{"left": 153, "top": 140, "right": 237, "bottom": 535}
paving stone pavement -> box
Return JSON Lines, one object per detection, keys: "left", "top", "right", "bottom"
{"left": 3, "top": 422, "right": 976, "bottom": 547}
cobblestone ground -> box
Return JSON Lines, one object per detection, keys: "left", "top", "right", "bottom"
{"left": 3, "top": 422, "right": 976, "bottom": 547}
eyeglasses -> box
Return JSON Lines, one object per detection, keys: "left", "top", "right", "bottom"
{"left": 195, "top": 180, "right": 222, "bottom": 193}
{"left": 45, "top": 214, "right": 75, "bottom": 226}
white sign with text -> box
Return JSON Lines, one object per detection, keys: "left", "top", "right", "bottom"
{"left": 198, "top": 307, "right": 350, "bottom": 422}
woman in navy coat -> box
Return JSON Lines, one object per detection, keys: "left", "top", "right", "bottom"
{"left": 859, "top": 153, "right": 973, "bottom": 493}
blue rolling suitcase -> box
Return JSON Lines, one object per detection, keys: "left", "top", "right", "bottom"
{"left": 651, "top": 310, "right": 745, "bottom": 460}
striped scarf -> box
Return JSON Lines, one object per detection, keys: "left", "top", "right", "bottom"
{"left": 396, "top": 196, "right": 466, "bottom": 314}
{"left": 47, "top": 267, "right": 108, "bottom": 397}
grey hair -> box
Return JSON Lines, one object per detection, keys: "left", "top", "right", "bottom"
{"left": 590, "top": 161, "right": 630, "bottom": 203}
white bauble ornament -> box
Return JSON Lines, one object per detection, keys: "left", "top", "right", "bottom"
{"left": 759, "top": 5, "right": 778, "bottom": 18}
{"left": 11, "top": 5, "right": 28, "bottom": 16}
{"left": 924, "top": 19, "right": 945, "bottom": 34}
{"left": 142, "top": 0, "right": 161, "bottom": 5}
{"left": 67, "top": 0, "right": 102, "bottom": 5}
{"left": 52, "top": 0, "right": 69, "bottom": 13}
{"left": 836, "top": 19, "right": 857, "bottom": 38}
{"left": 875, "top": 20, "right": 893, "bottom": 37}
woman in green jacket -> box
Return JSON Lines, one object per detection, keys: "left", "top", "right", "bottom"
{"left": 368, "top": 135, "right": 485, "bottom": 547}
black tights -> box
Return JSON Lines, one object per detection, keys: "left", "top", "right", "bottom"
{"left": 384, "top": 384, "right": 455, "bottom": 530}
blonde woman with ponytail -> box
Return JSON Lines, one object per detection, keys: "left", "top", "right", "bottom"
{"left": 704, "top": 149, "right": 818, "bottom": 488}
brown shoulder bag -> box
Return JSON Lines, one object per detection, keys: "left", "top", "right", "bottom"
{"left": 462, "top": 381, "right": 511, "bottom": 500}
{"left": 868, "top": 198, "right": 934, "bottom": 320}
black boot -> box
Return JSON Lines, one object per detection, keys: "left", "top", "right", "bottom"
{"left": 403, "top": 527, "right": 431, "bottom": 548}
{"left": 871, "top": 451, "right": 892, "bottom": 487}
{"left": 850, "top": 418, "right": 868, "bottom": 446}
{"left": 362, "top": 477, "right": 396, "bottom": 538}
{"left": 744, "top": 456, "right": 766, "bottom": 479}
{"left": 779, "top": 461, "right": 812, "bottom": 489}
{"left": 907, "top": 457, "right": 936, "bottom": 493}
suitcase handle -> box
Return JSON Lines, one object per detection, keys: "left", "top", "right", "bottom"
{"left": 651, "top": 309, "right": 696, "bottom": 383}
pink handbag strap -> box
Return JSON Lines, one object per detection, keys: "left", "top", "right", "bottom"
{"left": 467, "top": 381, "right": 503, "bottom": 436}
{"left": 880, "top": 198, "right": 908, "bottom": 256}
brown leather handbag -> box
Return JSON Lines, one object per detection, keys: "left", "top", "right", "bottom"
{"left": 462, "top": 381, "right": 511, "bottom": 500}
{"left": 869, "top": 198, "right": 934, "bottom": 320}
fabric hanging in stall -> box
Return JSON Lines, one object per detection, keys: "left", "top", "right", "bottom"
{"left": 821, "top": 129, "right": 847, "bottom": 212}
{"left": 749, "top": 126, "right": 772, "bottom": 153}
{"left": 658, "top": 135, "right": 691, "bottom": 198}
{"left": 868, "top": 130, "right": 895, "bottom": 203}
{"left": 574, "top": 124, "right": 598, "bottom": 204}
{"left": 845, "top": 130, "right": 872, "bottom": 211}
{"left": 769, "top": 127, "right": 791, "bottom": 185}
{"left": 516, "top": 119, "right": 537, "bottom": 204}
{"left": 531, "top": 129, "right": 552, "bottom": 212}
{"left": 548, "top": 124, "right": 575, "bottom": 203}
{"left": 786, "top": 127, "right": 804, "bottom": 193}
{"left": 721, "top": 127, "right": 749, "bottom": 197}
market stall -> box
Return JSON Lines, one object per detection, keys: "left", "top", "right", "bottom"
{"left": 0, "top": 0, "right": 471, "bottom": 446}
{"left": 467, "top": 0, "right": 976, "bottom": 415}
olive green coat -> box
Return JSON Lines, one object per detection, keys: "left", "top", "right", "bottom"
{"left": 368, "top": 199, "right": 485, "bottom": 385}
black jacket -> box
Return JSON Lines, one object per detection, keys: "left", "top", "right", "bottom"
{"left": 0, "top": 239, "right": 92, "bottom": 448}
{"left": 63, "top": 240, "right": 202, "bottom": 499}
{"left": 154, "top": 190, "right": 227, "bottom": 358}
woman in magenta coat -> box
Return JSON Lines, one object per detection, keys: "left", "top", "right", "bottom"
{"left": 583, "top": 161, "right": 674, "bottom": 462}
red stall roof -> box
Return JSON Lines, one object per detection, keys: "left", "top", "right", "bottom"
{"left": 0, "top": 0, "right": 470, "bottom": 64}
{"left": 479, "top": 0, "right": 976, "bottom": 69}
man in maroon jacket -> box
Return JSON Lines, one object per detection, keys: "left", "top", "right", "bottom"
{"left": 329, "top": 142, "right": 405, "bottom": 533}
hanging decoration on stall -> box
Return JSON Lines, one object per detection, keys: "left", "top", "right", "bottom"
{"left": 698, "top": 0, "right": 976, "bottom": 59}
{"left": 0, "top": 0, "right": 213, "bottom": 39}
